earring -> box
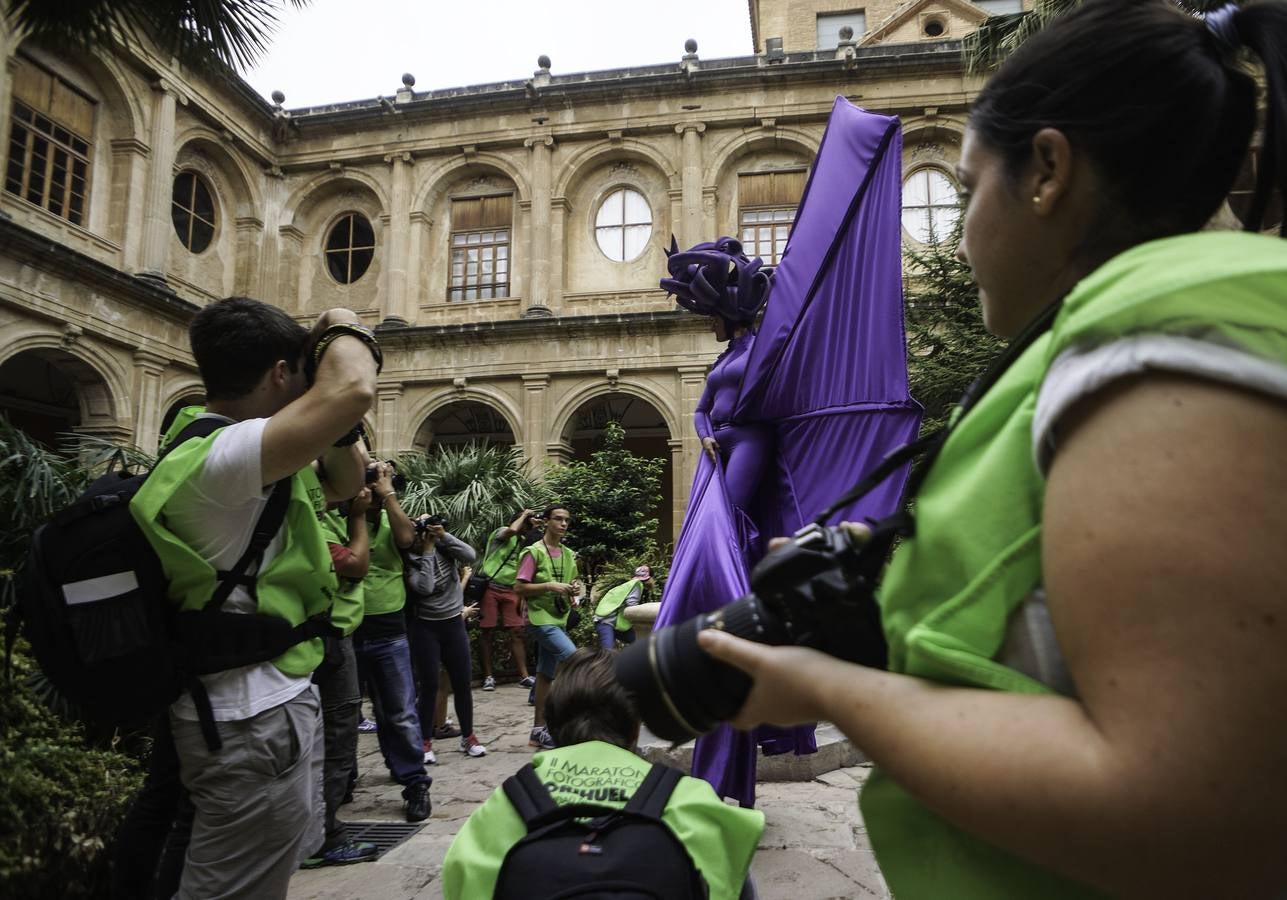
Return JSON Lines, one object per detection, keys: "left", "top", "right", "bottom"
{"left": 1032, "top": 196, "right": 1041, "bottom": 205}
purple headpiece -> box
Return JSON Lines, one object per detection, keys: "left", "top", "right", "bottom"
{"left": 661, "top": 235, "right": 772, "bottom": 326}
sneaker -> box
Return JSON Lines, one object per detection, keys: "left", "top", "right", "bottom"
{"left": 517, "top": 675, "right": 536, "bottom": 688}
{"left": 528, "top": 726, "right": 556, "bottom": 751}
{"left": 403, "top": 782, "right": 432, "bottom": 822}
{"left": 422, "top": 739, "right": 436, "bottom": 765}
{"left": 357, "top": 717, "right": 377, "bottom": 734}
{"left": 434, "top": 721, "right": 461, "bottom": 739}
{"left": 460, "top": 733, "right": 487, "bottom": 757}
{"left": 482, "top": 675, "right": 496, "bottom": 691}
{"left": 300, "top": 839, "right": 379, "bottom": 868}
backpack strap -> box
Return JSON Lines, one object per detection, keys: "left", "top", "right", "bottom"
{"left": 623, "top": 764, "right": 683, "bottom": 820}
{"left": 203, "top": 478, "right": 291, "bottom": 613}
{"left": 502, "top": 763, "right": 560, "bottom": 830}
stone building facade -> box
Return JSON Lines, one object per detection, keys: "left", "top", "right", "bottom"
{"left": 0, "top": 0, "right": 1033, "bottom": 538}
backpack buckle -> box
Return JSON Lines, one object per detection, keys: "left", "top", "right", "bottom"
{"left": 89, "top": 494, "right": 123, "bottom": 511}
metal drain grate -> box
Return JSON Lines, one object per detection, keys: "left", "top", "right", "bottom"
{"left": 344, "top": 821, "right": 426, "bottom": 855}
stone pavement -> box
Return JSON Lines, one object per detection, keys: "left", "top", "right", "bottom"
{"left": 288, "top": 681, "right": 890, "bottom": 900}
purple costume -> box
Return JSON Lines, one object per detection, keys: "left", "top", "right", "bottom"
{"left": 657, "top": 98, "right": 923, "bottom": 807}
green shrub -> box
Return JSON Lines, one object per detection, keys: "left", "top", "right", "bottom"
{"left": 0, "top": 640, "right": 143, "bottom": 900}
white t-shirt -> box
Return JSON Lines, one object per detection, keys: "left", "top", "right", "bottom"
{"left": 165, "top": 414, "right": 313, "bottom": 722}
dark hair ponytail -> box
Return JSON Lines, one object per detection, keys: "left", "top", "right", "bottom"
{"left": 970, "top": 0, "right": 1287, "bottom": 243}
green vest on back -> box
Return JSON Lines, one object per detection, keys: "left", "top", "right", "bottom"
{"left": 441, "top": 740, "right": 764, "bottom": 900}
{"left": 320, "top": 509, "right": 365, "bottom": 636}
{"left": 594, "top": 577, "right": 642, "bottom": 631}
{"left": 864, "top": 232, "right": 1287, "bottom": 899}
{"left": 519, "top": 541, "right": 579, "bottom": 627}
{"left": 481, "top": 529, "right": 523, "bottom": 587}
{"left": 130, "top": 406, "right": 337, "bottom": 678}
{"left": 363, "top": 510, "right": 406, "bottom": 616}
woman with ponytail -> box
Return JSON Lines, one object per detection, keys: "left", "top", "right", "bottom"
{"left": 696, "top": 2, "right": 1287, "bottom": 897}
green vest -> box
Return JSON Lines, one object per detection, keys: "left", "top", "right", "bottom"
{"left": 519, "top": 540, "right": 579, "bottom": 627}
{"left": 363, "top": 510, "right": 406, "bottom": 616}
{"left": 320, "top": 509, "right": 365, "bottom": 636}
{"left": 131, "top": 406, "right": 337, "bottom": 678}
{"left": 863, "top": 231, "right": 1287, "bottom": 899}
{"left": 441, "top": 740, "right": 764, "bottom": 900}
{"left": 480, "top": 529, "right": 523, "bottom": 587}
{"left": 594, "top": 577, "right": 642, "bottom": 631}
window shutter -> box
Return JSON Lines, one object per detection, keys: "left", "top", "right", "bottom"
{"left": 452, "top": 194, "right": 513, "bottom": 231}
{"left": 12, "top": 56, "right": 94, "bottom": 136}
{"left": 739, "top": 170, "right": 806, "bottom": 208}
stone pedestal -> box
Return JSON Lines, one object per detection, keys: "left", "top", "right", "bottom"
{"left": 623, "top": 601, "right": 661, "bottom": 641}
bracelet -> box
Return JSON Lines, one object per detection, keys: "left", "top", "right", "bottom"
{"left": 333, "top": 422, "right": 366, "bottom": 447}
{"left": 307, "top": 323, "right": 383, "bottom": 380}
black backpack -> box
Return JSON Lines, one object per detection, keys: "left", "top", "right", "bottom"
{"left": 12, "top": 418, "right": 334, "bottom": 749}
{"left": 494, "top": 761, "right": 710, "bottom": 900}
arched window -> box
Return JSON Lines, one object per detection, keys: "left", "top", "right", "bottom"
{"left": 902, "top": 167, "right": 960, "bottom": 244}
{"left": 324, "top": 212, "right": 375, "bottom": 284}
{"left": 595, "top": 187, "right": 652, "bottom": 262}
{"left": 171, "top": 171, "right": 216, "bottom": 253}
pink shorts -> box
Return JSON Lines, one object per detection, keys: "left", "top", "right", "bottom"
{"left": 479, "top": 582, "right": 526, "bottom": 629}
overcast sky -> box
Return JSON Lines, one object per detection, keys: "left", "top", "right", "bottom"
{"left": 243, "top": 0, "right": 753, "bottom": 109}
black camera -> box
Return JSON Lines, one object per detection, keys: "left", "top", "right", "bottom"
{"left": 614, "top": 522, "right": 890, "bottom": 743}
{"left": 364, "top": 460, "right": 407, "bottom": 493}
{"left": 415, "top": 514, "right": 448, "bottom": 533}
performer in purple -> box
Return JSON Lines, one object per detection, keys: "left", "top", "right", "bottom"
{"left": 656, "top": 97, "right": 924, "bottom": 807}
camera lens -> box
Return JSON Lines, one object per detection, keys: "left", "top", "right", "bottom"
{"left": 615, "top": 593, "right": 787, "bottom": 743}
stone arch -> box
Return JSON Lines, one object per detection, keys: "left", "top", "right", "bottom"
{"left": 284, "top": 173, "right": 388, "bottom": 315}
{"left": 402, "top": 386, "right": 524, "bottom": 452}
{"left": 0, "top": 337, "right": 131, "bottom": 447}
{"left": 158, "top": 378, "right": 206, "bottom": 436}
{"left": 284, "top": 169, "right": 390, "bottom": 229}
{"left": 554, "top": 139, "right": 679, "bottom": 200}
{"left": 703, "top": 127, "right": 819, "bottom": 187}
{"left": 411, "top": 153, "right": 531, "bottom": 215}
{"left": 409, "top": 398, "right": 519, "bottom": 453}
{"left": 14, "top": 43, "right": 146, "bottom": 242}
{"left": 551, "top": 382, "right": 677, "bottom": 545}
{"left": 174, "top": 129, "right": 263, "bottom": 219}
{"left": 549, "top": 379, "right": 679, "bottom": 450}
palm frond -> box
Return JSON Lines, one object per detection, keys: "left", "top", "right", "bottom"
{"left": 6, "top": 0, "right": 311, "bottom": 72}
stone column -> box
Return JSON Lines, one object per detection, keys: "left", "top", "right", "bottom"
{"left": 276, "top": 224, "right": 305, "bottom": 313}
{"left": 668, "top": 437, "right": 687, "bottom": 541}
{"left": 382, "top": 152, "right": 413, "bottom": 326}
{"left": 374, "top": 383, "right": 404, "bottom": 455}
{"left": 110, "top": 138, "right": 150, "bottom": 269}
{"left": 233, "top": 217, "right": 264, "bottom": 297}
{"left": 407, "top": 211, "right": 432, "bottom": 316}
{"left": 138, "top": 80, "right": 179, "bottom": 284}
{"left": 523, "top": 136, "right": 555, "bottom": 318}
{"left": 675, "top": 122, "right": 706, "bottom": 247}
{"left": 520, "top": 374, "right": 550, "bottom": 466}
{"left": 130, "top": 350, "right": 168, "bottom": 454}
{"left": 676, "top": 364, "right": 707, "bottom": 483}
{"left": 549, "top": 198, "right": 569, "bottom": 307}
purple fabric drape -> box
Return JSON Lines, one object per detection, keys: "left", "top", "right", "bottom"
{"left": 657, "top": 98, "right": 923, "bottom": 807}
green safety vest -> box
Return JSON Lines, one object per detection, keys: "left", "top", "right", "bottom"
{"left": 594, "top": 577, "right": 642, "bottom": 632}
{"left": 363, "top": 510, "right": 406, "bottom": 616}
{"left": 131, "top": 406, "right": 337, "bottom": 678}
{"left": 480, "top": 529, "right": 523, "bottom": 587}
{"left": 319, "top": 509, "right": 365, "bottom": 636}
{"left": 518, "top": 540, "right": 579, "bottom": 627}
{"left": 863, "top": 231, "right": 1287, "bottom": 899}
{"left": 441, "top": 740, "right": 764, "bottom": 900}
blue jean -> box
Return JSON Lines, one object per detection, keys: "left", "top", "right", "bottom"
{"left": 408, "top": 615, "right": 475, "bottom": 737}
{"left": 352, "top": 635, "right": 430, "bottom": 787}
{"left": 595, "top": 619, "right": 636, "bottom": 650}
{"left": 527, "top": 623, "right": 576, "bottom": 679}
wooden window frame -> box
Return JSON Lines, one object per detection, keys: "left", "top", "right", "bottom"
{"left": 5, "top": 99, "right": 93, "bottom": 226}
{"left": 171, "top": 170, "right": 217, "bottom": 253}
{"left": 737, "top": 169, "right": 806, "bottom": 265}
{"left": 448, "top": 195, "right": 513, "bottom": 301}
{"left": 324, "top": 212, "right": 376, "bottom": 285}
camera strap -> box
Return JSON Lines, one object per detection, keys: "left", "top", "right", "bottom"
{"left": 813, "top": 298, "right": 1063, "bottom": 528}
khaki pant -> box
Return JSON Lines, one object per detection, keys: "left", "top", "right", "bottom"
{"left": 170, "top": 686, "right": 324, "bottom": 900}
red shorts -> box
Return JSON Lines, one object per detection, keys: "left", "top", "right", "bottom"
{"left": 479, "top": 582, "right": 526, "bottom": 629}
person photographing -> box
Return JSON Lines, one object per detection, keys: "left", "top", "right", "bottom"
{"left": 514, "top": 504, "right": 582, "bottom": 751}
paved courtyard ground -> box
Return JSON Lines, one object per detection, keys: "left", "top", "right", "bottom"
{"left": 287, "top": 680, "right": 890, "bottom": 900}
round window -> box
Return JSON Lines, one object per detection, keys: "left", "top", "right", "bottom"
{"left": 171, "top": 172, "right": 216, "bottom": 253}
{"left": 324, "top": 213, "right": 376, "bottom": 284}
{"left": 923, "top": 18, "right": 945, "bottom": 37}
{"left": 595, "top": 187, "right": 653, "bottom": 262}
{"left": 901, "top": 168, "right": 960, "bottom": 244}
